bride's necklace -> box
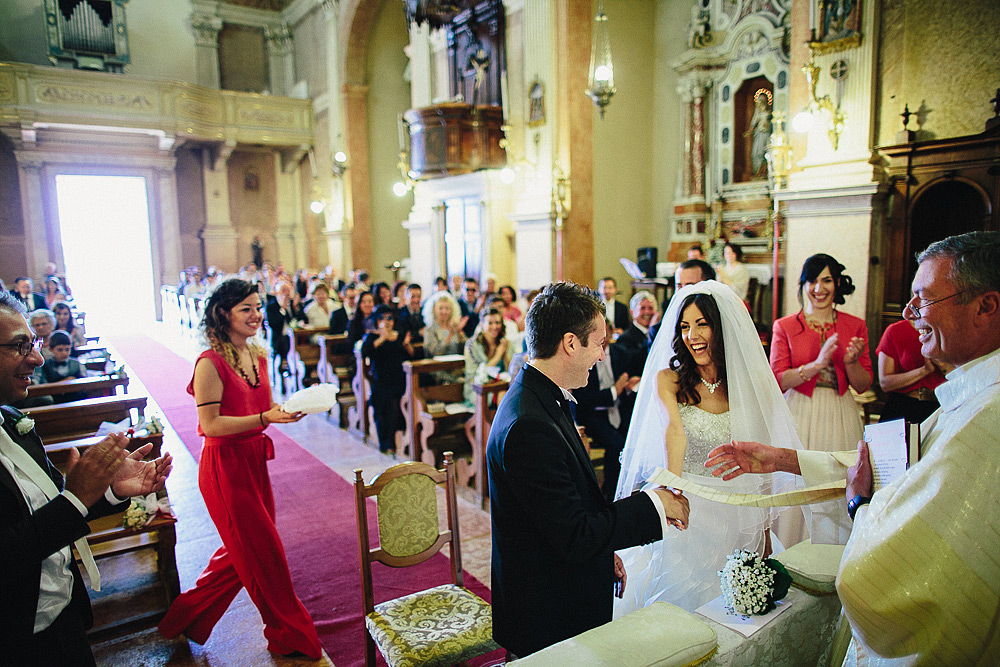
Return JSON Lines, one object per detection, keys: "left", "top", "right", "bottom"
{"left": 700, "top": 376, "right": 722, "bottom": 394}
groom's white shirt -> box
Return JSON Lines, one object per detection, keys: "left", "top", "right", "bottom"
{"left": 801, "top": 346, "right": 1000, "bottom": 666}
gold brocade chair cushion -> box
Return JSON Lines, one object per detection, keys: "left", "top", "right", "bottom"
{"left": 365, "top": 583, "right": 500, "bottom": 667}
{"left": 773, "top": 539, "right": 846, "bottom": 594}
{"left": 377, "top": 473, "right": 439, "bottom": 557}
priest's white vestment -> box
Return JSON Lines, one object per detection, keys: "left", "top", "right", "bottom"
{"left": 798, "top": 347, "right": 1000, "bottom": 666}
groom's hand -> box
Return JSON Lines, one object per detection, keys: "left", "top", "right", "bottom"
{"left": 653, "top": 487, "right": 689, "bottom": 530}
{"left": 614, "top": 553, "right": 627, "bottom": 598}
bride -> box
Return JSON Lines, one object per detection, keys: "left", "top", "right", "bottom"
{"left": 613, "top": 280, "right": 803, "bottom": 616}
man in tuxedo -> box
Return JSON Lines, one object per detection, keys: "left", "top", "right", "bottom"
{"left": 616, "top": 290, "right": 657, "bottom": 370}
{"left": 0, "top": 291, "right": 172, "bottom": 666}
{"left": 10, "top": 277, "right": 46, "bottom": 312}
{"left": 487, "top": 282, "right": 689, "bottom": 658}
{"left": 329, "top": 283, "right": 358, "bottom": 335}
{"left": 574, "top": 319, "right": 639, "bottom": 502}
{"left": 598, "top": 277, "right": 630, "bottom": 336}
{"left": 396, "top": 283, "right": 425, "bottom": 344}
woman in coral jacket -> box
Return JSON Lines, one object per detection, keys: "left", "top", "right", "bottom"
{"left": 770, "top": 254, "right": 872, "bottom": 546}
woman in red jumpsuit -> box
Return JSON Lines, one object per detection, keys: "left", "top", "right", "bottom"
{"left": 158, "top": 279, "right": 322, "bottom": 659}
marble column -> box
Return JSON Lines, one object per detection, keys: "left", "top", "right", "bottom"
{"left": 265, "top": 24, "right": 294, "bottom": 97}
{"left": 678, "top": 86, "right": 693, "bottom": 198}
{"left": 272, "top": 152, "right": 301, "bottom": 267}
{"left": 154, "top": 165, "right": 183, "bottom": 287}
{"left": 12, "top": 154, "right": 49, "bottom": 277}
{"left": 190, "top": 14, "right": 223, "bottom": 89}
{"left": 342, "top": 82, "right": 371, "bottom": 272}
{"left": 691, "top": 78, "right": 709, "bottom": 197}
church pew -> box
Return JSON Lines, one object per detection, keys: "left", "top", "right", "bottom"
{"left": 464, "top": 379, "right": 508, "bottom": 507}
{"left": 316, "top": 333, "right": 355, "bottom": 427}
{"left": 349, "top": 348, "right": 374, "bottom": 445}
{"left": 401, "top": 358, "right": 468, "bottom": 466}
{"left": 25, "top": 395, "right": 147, "bottom": 443}
{"left": 291, "top": 325, "right": 329, "bottom": 389}
{"left": 27, "top": 374, "right": 129, "bottom": 401}
{"left": 44, "top": 432, "right": 163, "bottom": 471}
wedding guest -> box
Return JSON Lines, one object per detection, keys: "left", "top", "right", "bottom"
{"left": 361, "top": 305, "right": 414, "bottom": 454}
{"left": 617, "top": 291, "right": 657, "bottom": 373}
{"left": 463, "top": 308, "right": 510, "bottom": 405}
{"left": 598, "top": 277, "right": 630, "bottom": 335}
{"left": 687, "top": 244, "right": 705, "bottom": 261}
{"left": 450, "top": 274, "right": 464, "bottom": 299}
{"left": 347, "top": 291, "right": 375, "bottom": 350}
{"left": 11, "top": 278, "right": 46, "bottom": 312}
{"left": 423, "top": 292, "right": 467, "bottom": 383}
{"left": 1, "top": 291, "right": 171, "bottom": 667}
{"left": 716, "top": 243, "right": 750, "bottom": 301}
{"left": 392, "top": 280, "right": 409, "bottom": 308}
{"left": 301, "top": 283, "right": 336, "bottom": 330}
{"left": 708, "top": 231, "right": 1000, "bottom": 666}
{"left": 52, "top": 301, "right": 86, "bottom": 350}
{"left": 35, "top": 331, "right": 87, "bottom": 403}
{"left": 396, "top": 283, "right": 426, "bottom": 345}
{"left": 458, "top": 277, "right": 481, "bottom": 337}
{"left": 158, "top": 279, "right": 320, "bottom": 659}
{"left": 434, "top": 276, "right": 449, "bottom": 293}
{"left": 372, "top": 282, "right": 393, "bottom": 309}
{"left": 265, "top": 282, "right": 295, "bottom": 376}
{"left": 876, "top": 319, "right": 947, "bottom": 423}
{"left": 487, "top": 281, "right": 688, "bottom": 658}
{"left": 329, "top": 284, "right": 357, "bottom": 335}
{"left": 517, "top": 289, "right": 540, "bottom": 344}
{"left": 43, "top": 278, "right": 69, "bottom": 309}
{"left": 498, "top": 285, "right": 523, "bottom": 331}
{"left": 28, "top": 309, "right": 57, "bottom": 360}
{"left": 770, "top": 254, "right": 871, "bottom": 545}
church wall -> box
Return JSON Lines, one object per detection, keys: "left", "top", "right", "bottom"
{"left": 875, "top": 0, "right": 1000, "bottom": 147}
{"left": 175, "top": 145, "right": 207, "bottom": 272}
{"left": 227, "top": 150, "right": 279, "bottom": 268}
{"left": 0, "top": 0, "right": 199, "bottom": 84}
{"left": 592, "top": 0, "right": 658, "bottom": 291}
{"left": 0, "top": 137, "right": 27, "bottom": 282}
{"left": 290, "top": 4, "right": 328, "bottom": 98}
{"left": 364, "top": 0, "right": 412, "bottom": 278}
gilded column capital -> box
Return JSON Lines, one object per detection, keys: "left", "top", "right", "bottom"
{"left": 190, "top": 14, "right": 223, "bottom": 47}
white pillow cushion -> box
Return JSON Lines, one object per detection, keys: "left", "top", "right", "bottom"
{"left": 773, "top": 539, "right": 846, "bottom": 594}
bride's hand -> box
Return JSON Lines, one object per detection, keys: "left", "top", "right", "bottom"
{"left": 653, "top": 487, "right": 689, "bottom": 530}
{"left": 705, "top": 440, "right": 778, "bottom": 479}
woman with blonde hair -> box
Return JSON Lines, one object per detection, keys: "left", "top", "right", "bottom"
{"left": 159, "top": 279, "right": 321, "bottom": 659}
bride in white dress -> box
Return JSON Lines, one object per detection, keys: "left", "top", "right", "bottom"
{"left": 613, "top": 280, "right": 804, "bottom": 616}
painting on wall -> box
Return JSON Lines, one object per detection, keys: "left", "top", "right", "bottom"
{"left": 528, "top": 80, "right": 545, "bottom": 127}
{"left": 811, "top": 0, "right": 861, "bottom": 53}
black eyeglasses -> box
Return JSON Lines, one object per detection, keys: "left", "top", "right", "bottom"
{"left": 904, "top": 290, "right": 968, "bottom": 318}
{"left": 0, "top": 338, "right": 43, "bottom": 356}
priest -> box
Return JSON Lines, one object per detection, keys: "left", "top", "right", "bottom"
{"left": 707, "top": 231, "right": 1000, "bottom": 665}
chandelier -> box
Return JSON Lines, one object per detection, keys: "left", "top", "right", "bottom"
{"left": 585, "top": 0, "right": 616, "bottom": 118}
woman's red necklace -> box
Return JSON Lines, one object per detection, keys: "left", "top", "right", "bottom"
{"left": 236, "top": 352, "right": 260, "bottom": 388}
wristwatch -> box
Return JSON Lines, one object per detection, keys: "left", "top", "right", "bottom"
{"left": 847, "top": 494, "right": 872, "bottom": 521}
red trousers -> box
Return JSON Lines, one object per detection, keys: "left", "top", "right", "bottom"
{"left": 158, "top": 434, "right": 322, "bottom": 659}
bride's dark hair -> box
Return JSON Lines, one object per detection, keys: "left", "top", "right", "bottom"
{"left": 669, "top": 292, "right": 726, "bottom": 406}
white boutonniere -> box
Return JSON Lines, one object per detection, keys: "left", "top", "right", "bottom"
{"left": 15, "top": 416, "right": 35, "bottom": 435}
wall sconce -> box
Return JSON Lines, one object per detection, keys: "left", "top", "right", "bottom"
{"left": 331, "top": 150, "right": 348, "bottom": 178}
{"left": 585, "top": 0, "right": 615, "bottom": 119}
{"left": 552, "top": 165, "right": 570, "bottom": 222}
{"left": 309, "top": 182, "right": 325, "bottom": 214}
{"left": 791, "top": 54, "right": 846, "bottom": 150}
{"left": 765, "top": 110, "right": 793, "bottom": 190}
{"left": 393, "top": 149, "right": 416, "bottom": 197}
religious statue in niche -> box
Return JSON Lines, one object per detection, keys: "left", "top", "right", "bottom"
{"left": 528, "top": 80, "right": 545, "bottom": 127}
{"left": 244, "top": 168, "right": 260, "bottom": 191}
{"left": 733, "top": 77, "right": 773, "bottom": 183}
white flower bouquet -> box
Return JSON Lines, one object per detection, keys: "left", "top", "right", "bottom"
{"left": 718, "top": 549, "right": 792, "bottom": 617}
{"left": 122, "top": 493, "right": 172, "bottom": 531}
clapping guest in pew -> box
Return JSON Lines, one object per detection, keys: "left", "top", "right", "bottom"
{"left": 158, "top": 278, "right": 321, "bottom": 660}
{"left": 347, "top": 290, "right": 375, "bottom": 350}
{"left": 300, "top": 282, "right": 336, "bottom": 330}
{"left": 0, "top": 291, "right": 172, "bottom": 667}
{"left": 463, "top": 308, "right": 510, "bottom": 406}
{"left": 423, "top": 291, "right": 468, "bottom": 382}
{"left": 396, "top": 283, "right": 426, "bottom": 345}
{"left": 265, "top": 281, "right": 296, "bottom": 376}
{"left": 362, "top": 305, "right": 414, "bottom": 455}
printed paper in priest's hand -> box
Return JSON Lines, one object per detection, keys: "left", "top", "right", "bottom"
{"left": 281, "top": 383, "right": 339, "bottom": 414}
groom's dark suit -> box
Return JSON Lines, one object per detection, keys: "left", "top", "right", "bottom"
{"left": 0, "top": 405, "right": 124, "bottom": 662}
{"left": 487, "top": 364, "right": 662, "bottom": 657}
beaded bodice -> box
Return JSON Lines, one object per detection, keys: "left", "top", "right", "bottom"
{"left": 677, "top": 404, "right": 731, "bottom": 477}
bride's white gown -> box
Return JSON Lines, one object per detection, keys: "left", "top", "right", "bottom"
{"left": 613, "top": 404, "right": 770, "bottom": 617}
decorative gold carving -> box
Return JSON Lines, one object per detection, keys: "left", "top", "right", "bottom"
{"left": 237, "top": 106, "right": 295, "bottom": 127}
{"left": 0, "top": 72, "right": 14, "bottom": 103}
{"left": 808, "top": 34, "right": 861, "bottom": 55}
{"left": 176, "top": 95, "right": 224, "bottom": 122}
{"left": 37, "top": 85, "right": 155, "bottom": 111}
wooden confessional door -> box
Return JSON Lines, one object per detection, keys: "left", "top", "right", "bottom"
{"left": 876, "top": 125, "right": 1000, "bottom": 333}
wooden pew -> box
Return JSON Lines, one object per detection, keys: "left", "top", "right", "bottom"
{"left": 44, "top": 432, "right": 163, "bottom": 471}
{"left": 27, "top": 374, "right": 129, "bottom": 401}
{"left": 464, "top": 379, "right": 509, "bottom": 507}
{"left": 317, "top": 333, "right": 355, "bottom": 427}
{"left": 349, "top": 348, "right": 374, "bottom": 444}
{"left": 25, "top": 395, "right": 147, "bottom": 443}
{"left": 291, "top": 325, "right": 329, "bottom": 389}
{"left": 401, "top": 358, "right": 468, "bottom": 466}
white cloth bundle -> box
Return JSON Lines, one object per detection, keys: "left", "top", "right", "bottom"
{"left": 281, "top": 383, "right": 339, "bottom": 414}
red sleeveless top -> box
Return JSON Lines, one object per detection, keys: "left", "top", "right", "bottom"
{"left": 187, "top": 349, "right": 273, "bottom": 442}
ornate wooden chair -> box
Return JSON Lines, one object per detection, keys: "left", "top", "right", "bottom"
{"left": 354, "top": 452, "right": 499, "bottom": 667}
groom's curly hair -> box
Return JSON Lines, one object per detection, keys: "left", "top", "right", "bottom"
{"left": 669, "top": 292, "right": 726, "bottom": 406}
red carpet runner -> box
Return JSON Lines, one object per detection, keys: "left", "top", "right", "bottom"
{"left": 108, "top": 333, "right": 499, "bottom": 666}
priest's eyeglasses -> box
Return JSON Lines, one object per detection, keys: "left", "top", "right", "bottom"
{"left": 0, "top": 338, "right": 43, "bottom": 356}
{"left": 904, "top": 290, "right": 968, "bottom": 318}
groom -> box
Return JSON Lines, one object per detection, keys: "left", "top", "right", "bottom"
{"left": 487, "top": 281, "right": 689, "bottom": 658}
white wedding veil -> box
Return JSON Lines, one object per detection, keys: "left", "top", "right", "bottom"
{"left": 614, "top": 280, "right": 802, "bottom": 531}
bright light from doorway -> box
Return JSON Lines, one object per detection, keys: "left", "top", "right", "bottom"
{"left": 55, "top": 175, "right": 155, "bottom": 332}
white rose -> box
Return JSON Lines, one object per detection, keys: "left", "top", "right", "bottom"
{"left": 15, "top": 417, "right": 35, "bottom": 435}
